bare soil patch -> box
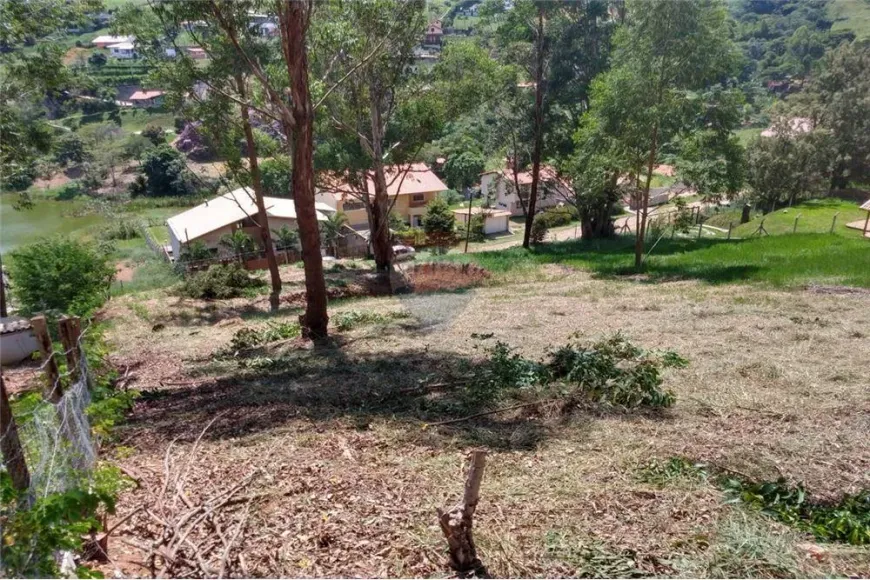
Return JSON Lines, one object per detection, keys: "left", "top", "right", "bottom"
{"left": 404, "top": 262, "right": 490, "bottom": 293}
{"left": 98, "top": 270, "right": 870, "bottom": 577}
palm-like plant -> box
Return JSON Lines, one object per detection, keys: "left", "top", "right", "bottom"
{"left": 320, "top": 211, "right": 349, "bottom": 257}
{"left": 219, "top": 230, "right": 257, "bottom": 260}
{"left": 272, "top": 224, "right": 300, "bottom": 252}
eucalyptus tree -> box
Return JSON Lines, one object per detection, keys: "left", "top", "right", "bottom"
{"left": 582, "top": 0, "right": 741, "bottom": 268}
{"left": 481, "top": 0, "right": 615, "bottom": 248}
{"left": 129, "top": 0, "right": 331, "bottom": 336}
{"left": 313, "top": 0, "right": 443, "bottom": 273}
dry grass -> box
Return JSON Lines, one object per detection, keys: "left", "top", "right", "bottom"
{"left": 99, "top": 267, "right": 870, "bottom": 577}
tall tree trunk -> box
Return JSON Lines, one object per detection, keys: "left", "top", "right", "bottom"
{"left": 236, "top": 74, "right": 282, "bottom": 312}
{"left": 368, "top": 98, "right": 393, "bottom": 273}
{"left": 635, "top": 121, "right": 658, "bottom": 270}
{"left": 522, "top": 6, "right": 545, "bottom": 250}
{"left": 284, "top": 1, "right": 329, "bottom": 339}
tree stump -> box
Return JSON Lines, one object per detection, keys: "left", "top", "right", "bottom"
{"left": 437, "top": 450, "right": 488, "bottom": 578}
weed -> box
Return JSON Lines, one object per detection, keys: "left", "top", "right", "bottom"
{"left": 128, "top": 301, "right": 151, "bottom": 321}
{"left": 722, "top": 478, "right": 870, "bottom": 545}
{"left": 181, "top": 264, "right": 266, "bottom": 300}
{"left": 331, "top": 310, "right": 409, "bottom": 331}
{"left": 543, "top": 532, "right": 647, "bottom": 578}
{"left": 224, "top": 321, "right": 301, "bottom": 354}
{"left": 637, "top": 457, "right": 708, "bottom": 486}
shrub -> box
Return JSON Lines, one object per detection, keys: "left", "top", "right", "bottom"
{"left": 100, "top": 219, "right": 141, "bottom": 241}
{"left": 9, "top": 238, "right": 114, "bottom": 317}
{"left": 438, "top": 188, "right": 463, "bottom": 206}
{"left": 141, "top": 124, "right": 166, "bottom": 146}
{"left": 332, "top": 310, "right": 408, "bottom": 331}
{"left": 180, "top": 263, "right": 264, "bottom": 300}
{"left": 530, "top": 216, "right": 549, "bottom": 244}
{"left": 423, "top": 197, "right": 457, "bottom": 250}
{"left": 535, "top": 206, "right": 578, "bottom": 228}
{"left": 56, "top": 181, "right": 85, "bottom": 200}
{"left": 179, "top": 240, "right": 212, "bottom": 263}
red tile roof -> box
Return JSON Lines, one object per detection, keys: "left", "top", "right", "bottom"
{"left": 319, "top": 163, "right": 447, "bottom": 199}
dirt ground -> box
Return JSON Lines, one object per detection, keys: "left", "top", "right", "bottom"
{"left": 97, "top": 268, "right": 870, "bottom": 577}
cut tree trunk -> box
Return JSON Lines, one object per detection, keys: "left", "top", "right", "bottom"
{"left": 282, "top": 1, "right": 329, "bottom": 339}
{"left": 236, "top": 73, "right": 282, "bottom": 312}
{"left": 437, "top": 450, "right": 488, "bottom": 578}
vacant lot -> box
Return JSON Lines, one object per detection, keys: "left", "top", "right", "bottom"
{"left": 101, "top": 256, "right": 870, "bottom": 577}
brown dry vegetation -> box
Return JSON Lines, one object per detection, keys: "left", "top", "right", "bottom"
{"left": 98, "top": 266, "right": 870, "bottom": 577}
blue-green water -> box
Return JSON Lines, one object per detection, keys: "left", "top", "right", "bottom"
{"left": 1, "top": 193, "right": 104, "bottom": 253}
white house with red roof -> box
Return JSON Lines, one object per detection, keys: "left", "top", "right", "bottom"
{"left": 480, "top": 164, "right": 572, "bottom": 216}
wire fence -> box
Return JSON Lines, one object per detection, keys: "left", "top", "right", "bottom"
{"left": 1, "top": 316, "right": 98, "bottom": 500}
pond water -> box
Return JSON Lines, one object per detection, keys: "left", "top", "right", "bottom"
{"left": 0, "top": 193, "right": 104, "bottom": 253}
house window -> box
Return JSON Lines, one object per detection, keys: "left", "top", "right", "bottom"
{"left": 412, "top": 193, "right": 425, "bottom": 202}
{"left": 343, "top": 200, "right": 365, "bottom": 211}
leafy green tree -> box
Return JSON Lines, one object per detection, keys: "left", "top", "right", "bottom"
{"left": 137, "top": 144, "right": 195, "bottom": 197}
{"left": 219, "top": 230, "right": 257, "bottom": 259}
{"left": 272, "top": 225, "right": 300, "bottom": 252}
{"left": 582, "top": 0, "right": 741, "bottom": 268}
{"left": 320, "top": 212, "right": 349, "bottom": 257}
{"left": 314, "top": 0, "right": 443, "bottom": 272}
{"left": 123, "top": 134, "right": 155, "bottom": 166}
{"left": 745, "top": 124, "right": 833, "bottom": 212}
{"left": 443, "top": 152, "right": 485, "bottom": 193}
{"left": 53, "top": 133, "right": 89, "bottom": 166}
{"left": 141, "top": 124, "right": 167, "bottom": 146}
{"left": 8, "top": 238, "right": 114, "bottom": 317}
{"left": 791, "top": 41, "right": 870, "bottom": 190}
{"left": 422, "top": 197, "right": 456, "bottom": 251}
{"left": 260, "top": 156, "right": 293, "bottom": 198}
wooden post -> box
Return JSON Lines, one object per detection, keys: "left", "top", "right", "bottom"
{"left": 793, "top": 214, "right": 800, "bottom": 234}
{"left": 1, "top": 373, "right": 31, "bottom": 492}
{"left": 727, "top": 221, "right": 733, "bottom": 240}
{"left": 437, "top": 451, "right": 488, "bottom": 578}
{"left": 58, "top": 316, "right": 82, "bottom": 383}
{"left": 31, "top": 315, "right": 62, "bottom": 403}
{"left": 830, "top": 212, "right": 839, "bottom": 234}
{"left": 697, "top": 222, "right": 703, "bottom": 239}
{"left": 741, "top": 204, "right": 751, "bottom": 224}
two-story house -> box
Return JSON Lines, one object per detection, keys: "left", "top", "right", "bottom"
{"left": 316, "top": 163, "right": 448, "bottom": 230}
{"left": 480, "top": 164, "right": 573, "bottom": 216}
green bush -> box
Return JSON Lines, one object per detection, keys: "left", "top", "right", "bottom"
{"left": 99, "top": 220, "right": 141, "bottom": 241}
{"left": 181, "top": 263, "right": 265, "bottom": 300}
{"left": 530, "top": 216, "right": 549, "bottom": 244}
{"left": 56, "top": 181, "right": 85, "bottom": 200}
{"left": 439, "top": 189, "right": 463, "bottom": 205}
{"left": 535, "top": 206, "right": 578, "bottom": 228}
{"left": 222, "top": 321, "right": 301, "bottom": 355}
{"left": 9, "top": 238, "right": 115, "bottom": 317}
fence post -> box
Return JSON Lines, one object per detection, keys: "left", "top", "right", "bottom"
{"left": 31, "top": 315, "right": 63, "bottom": 403}
{"left": 727, "top": 221, "right": 733, "bottom": 240}
{"left": 58, "top": 316, "right": 82, "bottom": 383}
{"left": 697, "top": 222, "right": 703, "bottom": 239}
{"left": 793, "top": 214, "right": 801, "bottom": 234}
{"left": 830, "top": 212, "right": 839, "bottom": 234}
{"left": 0, "top": 372, "right": 31, "bottom": 492}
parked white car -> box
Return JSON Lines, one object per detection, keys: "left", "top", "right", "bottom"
{"left": 393, "top": 244, "right": 416, "bottom": 262}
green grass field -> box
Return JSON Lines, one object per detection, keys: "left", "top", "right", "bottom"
{"left": 444, "top": 232, "right": 870, "bottom": 288}
{"left": 829, "top": 0, "right": 870, "bottom": 39}
{"left": 730, "top": 198, "right": 865, "bottom": 238}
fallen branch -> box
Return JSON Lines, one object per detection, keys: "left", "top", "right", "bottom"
{"left": 425, "top": 399, "right": 559, "bottom": 427}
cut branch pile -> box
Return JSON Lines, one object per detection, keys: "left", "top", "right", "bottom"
{"left": 118, "top": 422, "right": 261, "bottom": 578}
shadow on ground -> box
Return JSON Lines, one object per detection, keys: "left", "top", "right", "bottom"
{"left": 122, "top": 336, "right": 668, "bottom": 452}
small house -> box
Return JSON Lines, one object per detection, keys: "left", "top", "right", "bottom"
{"left": 424, "top": 20, "right": 443, "bottom": 46}
{"left": 128, "top": 90, "right": 165, "bottom": 107}
{"left": 108, "top": 41, "right": 137, "bottom": 59}
{"left": 166, "top": 188, "right": 335, "bottom": 261}
{"left": 480, "top": 164, "right": 571, "bottom": 217}
{"left": 452, "top": 207, "right": 512, "bottom": 235}
{"left": 92, "top": 34, "right": 133, "bottom": 48}
{"left": 316, "top": 163, "right": 449, "bottom": 230}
